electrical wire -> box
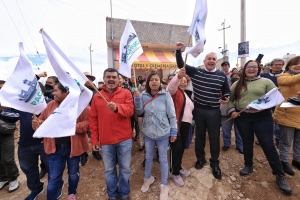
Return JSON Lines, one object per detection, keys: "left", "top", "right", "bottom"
{"left": 16, "top": 0, "right": 43, "bottom": 69}
{"left": 1, "top": 0, "right": 39, "bottom": 68}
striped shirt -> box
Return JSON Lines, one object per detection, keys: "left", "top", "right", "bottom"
{"left": 176, "top": 50, "right": 230, "bottom": 108}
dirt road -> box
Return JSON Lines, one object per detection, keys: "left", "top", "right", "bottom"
{"left": 1, "top": 132, "right": 299, "bottom": 200}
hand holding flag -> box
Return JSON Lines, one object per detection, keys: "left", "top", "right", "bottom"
{"left": 223, "top": 88, "right": 284, "bottom": 124}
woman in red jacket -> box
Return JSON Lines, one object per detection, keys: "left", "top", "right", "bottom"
{"left": 166, "top": 68, "right": 194, "bottom": 187}
{"left": 33, "top": 82, "right": 90, "bottom": 200}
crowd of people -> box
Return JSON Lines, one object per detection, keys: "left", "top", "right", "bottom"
{"left": 0, "top": 42, "right": 299, "bottom": 200}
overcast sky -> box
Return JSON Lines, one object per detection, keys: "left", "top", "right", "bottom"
{"left": 1, "top": 0, "right": 300, "bottom": 82}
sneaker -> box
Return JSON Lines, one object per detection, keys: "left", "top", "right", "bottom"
{"left": 67, "top": 194, "right": 76, "bottom": 200}
{"left": 141, "top": 176, "right": 155, "bottom": 192}
{"left": 92, "top": 151, "right": 102, "bottom": 160}
{"left": 0, "top": 181, "right": 8, "bottom": 190}
{"left": 240, "top": 165, "right": 253, "bottom": 176}
{"left": 56, "top": 180, "right": 64, "bottom": 199}
{"left": 160, "top": 184, "right": 169, "bottom": 200}
{"left": 25, "top": 188, "right": 44, "bottom": 200}
{"left": 179, "top": 168, "right": 190, "bottom": 177}
{"left": 8, "top": 179, "right": 19, "bottom": 192}
{"left": 276, "top": 175, "right": 292, "bottom": 195}
{"left": 169, "top": 172, "right": 184, "bottom": 187}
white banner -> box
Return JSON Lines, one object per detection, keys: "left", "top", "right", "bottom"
{"left": 184, "top": 0, "right": 208, "bottom": 58}
{"left": 119, "top": 19, "right": 143, "bottom": 78}
{"left": 41, "top": 30, "right": 92, "bottom": 116}
{"left": 0, "top": 43, "right": 46, "bottom": 114}
{"left": 33, "top": 29, "right": 92, "bottom": 138}
{"left": 247, "top": 88, "right": 284, "bottom": 110}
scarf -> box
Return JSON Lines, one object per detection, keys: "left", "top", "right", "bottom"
{"left": 287, "top": 69, "right": 300, "bottom": 75}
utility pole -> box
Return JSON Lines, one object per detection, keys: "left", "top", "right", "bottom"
{"left": 110, "top": 0, "right": 115, "bottom": 69}
{"left": 89, "top": 44, "right": 93, "bottom": 75}
{"left": 241, "top": 0, "right": 246, "bottom": 67}
{"left": 218, "top": 19, "right": 230, "bottom": 58}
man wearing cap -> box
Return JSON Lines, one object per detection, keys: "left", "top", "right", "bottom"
{"left": 81, "top": 72, "right": 102, "bottom": 165}
{"left": 221, "top": 61, "right": 232, "bottom": 86}
{"left": 176, "top": 42, "right": 230, "bottom": 180}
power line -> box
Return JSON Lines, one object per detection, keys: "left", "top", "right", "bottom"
{"left": 0, "top": 0, "right": 39, "bottom": 67}
{"left": 16, "top": 0, "right": 43, "bottom": 68}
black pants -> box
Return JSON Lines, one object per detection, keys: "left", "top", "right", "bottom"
{"left": 235, "top": 112, "right": 283, "bottom": 175}
{"left": 194, "top": 106, "right": 221, "bottom": 167}
{"left": 170, "top": 122, "right": 191, "bottom": 175}
{"left": 0, "top": 133, "right": 19, "bottom": 182}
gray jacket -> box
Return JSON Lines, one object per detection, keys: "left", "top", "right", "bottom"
{"left": 134, "top": 90, "right": 177, "bottom": 139}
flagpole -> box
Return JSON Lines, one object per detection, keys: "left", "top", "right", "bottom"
{"left": 87, "top": 81, "right": 108, "bottom": 104}
{"left": 222, "top": 107, "right": 247, "bottom": 124}
{"left": 133, "top": 67, "right": 138, "bottom": 90}
{"left": 183, "top": 35, "right": 192, "bottom": 68}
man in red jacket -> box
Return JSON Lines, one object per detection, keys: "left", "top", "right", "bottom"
{"left": 89, "top": 68, "right": 134, "bottom": 200}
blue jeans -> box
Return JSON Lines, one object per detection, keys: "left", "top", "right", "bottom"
{"left": 221, "top": 116, "right": 243, "bottom": 149}
{"left": 18, "top": 143, "right": 49, "bottom": 193}
{"left": 101, "top": 139, "right": 132, "bottom": 199}
{"left": 274, "top": 124, "right": 280, "bottom": 142}
{"left": 145, "top": 135, "right": 169, "bottom": 185}
{"left": 47, "top": 144, "right": 80, "bottom": 200}
{"left": 235, "top": 114, "right": 283, "bottom": 175}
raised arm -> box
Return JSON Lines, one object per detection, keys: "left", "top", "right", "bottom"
{"left": 166, "top": 74, "right": 180, "bottom": 95}
{"left": 175, "top": 42, "right": 197, "bottom": 78}
{"left": 133, "top": 90, "right": 144, "bottom": 116}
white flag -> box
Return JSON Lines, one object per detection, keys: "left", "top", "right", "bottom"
{"left": 184, "top": 0, "right": 208, "bottom": 58}
{"left": 119, "top": 19, "right": 143, "bottom": 78}
{"left": 33, "top": 29, "right": 92, "bottom": 138}
{"left": 41, "top": 30, "right": 92, "bottom": 116}
{"left": 0, "top": 43, "right": 46, "bottom": 114}
{"left": 246, "top": 88, "right": 284, "bottom": 110}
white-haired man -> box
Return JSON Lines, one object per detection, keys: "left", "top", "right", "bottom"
{"left": 175, "top": 42, "right": 230, "bottom": 180}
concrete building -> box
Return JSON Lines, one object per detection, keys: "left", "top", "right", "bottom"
{"left": 106, "top": 17, "right": 190, "bottom": 78}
